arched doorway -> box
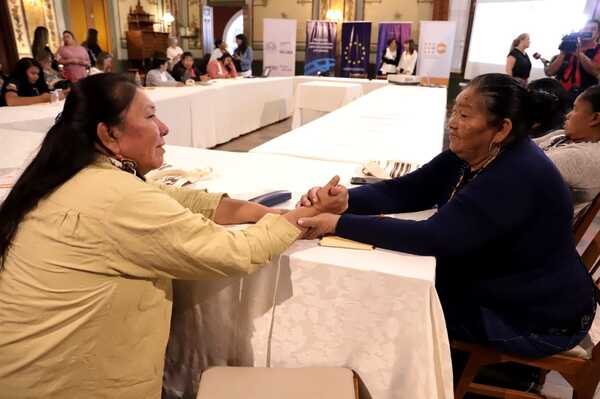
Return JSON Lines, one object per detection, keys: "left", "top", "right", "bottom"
{"left": 223, "top": 9, "right": 243, "bottom": 53}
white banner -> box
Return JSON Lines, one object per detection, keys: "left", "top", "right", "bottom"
{"left": 417, "top": 21, "right": 457, "bottom": 80}
{"left": 263, "top": 18, "right": 297, "bottom": 76}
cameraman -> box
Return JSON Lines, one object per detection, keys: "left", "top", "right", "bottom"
{"left": 546, "top": 20, "right": 600, "bottom": 103}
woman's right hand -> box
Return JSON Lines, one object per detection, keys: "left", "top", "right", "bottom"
{"left": 297, "top": 175, "right": 349, "bottom": 214}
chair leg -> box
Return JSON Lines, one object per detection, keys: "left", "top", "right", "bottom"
{"left": 571, "top": 373, "right": 600, "bottom": 399}
{"left": 455, "top": 354, "right": 487, "bottom": 399}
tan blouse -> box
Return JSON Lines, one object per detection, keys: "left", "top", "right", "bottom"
{"left": 0, "top": 157, "right": 300, "bottom": 398}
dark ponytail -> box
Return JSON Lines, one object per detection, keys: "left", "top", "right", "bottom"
{"left": 527, "top": 78, "right": 570, "bottom": 137}
{"left": 0, "top": 73, "right": 138, "bottom": 269}
{"left": 469, "top": 73, "right": 551, "bottom": 141}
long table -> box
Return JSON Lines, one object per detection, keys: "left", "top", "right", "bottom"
{"left": 253, "top": 84, "right": 447, "bottom": 165}
{"left": 160, "top": 145, "right": 453, "bottom": 399}
{"left": 0, "top": 77, "right": 296, "bottom": 149}
{"left": 0, "top": 77, "right": 388, "bottom": 150}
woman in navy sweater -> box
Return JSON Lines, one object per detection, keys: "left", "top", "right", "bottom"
{"left": 297, "top": 73, "right": 596, "bottom": 357}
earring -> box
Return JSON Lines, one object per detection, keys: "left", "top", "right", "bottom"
{"left": 488, "top": 142, "right": 501, "bottom": 157}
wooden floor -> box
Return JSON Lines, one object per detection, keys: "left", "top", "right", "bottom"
{"left": 214, "top": 118, "right": 292, "bottom": 152}
{"left": 211, "top": 116, "right": 599, "bottom": 399}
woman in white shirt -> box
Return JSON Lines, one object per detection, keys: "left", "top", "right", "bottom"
{"left": 379, "top": 38, "right": 400, "bottom": 76}
{"left": 398, "top": 39, "right": 418, "bottom": 75}
{"left": 166, "top": 37, "right": 184, "bottom": 71}
{"left": 210, "top": 39, "right": 228, "bottom": 61}
{"left": 145, "top": 57, "right": 181, "bottom": 87}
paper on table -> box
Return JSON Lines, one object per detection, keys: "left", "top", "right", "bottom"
{"left": 319, "top": 236, "right": 374, "bottom": 251}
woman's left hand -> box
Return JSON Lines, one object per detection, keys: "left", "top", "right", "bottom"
{"left": 298, "top": 213, "right": 340, "bottom": 239}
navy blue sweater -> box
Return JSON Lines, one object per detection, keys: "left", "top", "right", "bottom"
{"left": 336, "top": 138, "right": 595, "bottom": 332}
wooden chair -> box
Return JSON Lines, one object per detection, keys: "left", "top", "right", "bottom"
{"left": 452, "top": 225, "right": 600, "bottom": 399}
{"left": 574, "top": 193, "right": 600, "bottom": 246}
{"left": 196, "top": 367, "right": 359, "bottom": 399}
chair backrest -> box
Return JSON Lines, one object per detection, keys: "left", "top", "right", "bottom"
{"left": 574, "top": 193, "right": 600, "bottom": 245}
{"left": 582, "top": 226, "right": 600, "bottom": 280}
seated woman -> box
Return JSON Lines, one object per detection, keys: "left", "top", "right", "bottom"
{"left": 36, "top": 53, "right": 63, "bottom": 89}
{"left": 145, "top": 57, "right": 181, "bottom": 87}
{"left": 527, "top": 77, "right": 570, "bottom": 138}
{"left": 297, "top": 73, "right": 596, "bottom": 358}
{"left": 89, "top": 52, "right": 113, "bottom": 75}
{"left": 207, "top": 54, "right": 238, "bottom": 79}
{"left": 535, "top": 85, "right": 600, "bottom": 217}
{"left": 0, "top": 58, "right": 53, "bottom": 106}
{"left": 171, "top": 52, "right": 205, "bottom": 82}
{"left": 0, "top": 73, "right": 327, "bottom": 397}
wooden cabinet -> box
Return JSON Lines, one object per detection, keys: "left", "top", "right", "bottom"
{"left": 126, "top": 31, "right": 169, "bottom": 61}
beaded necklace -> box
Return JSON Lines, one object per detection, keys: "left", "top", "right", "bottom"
{"left": 449, "top": 149, "right": 502, "bottom": 200}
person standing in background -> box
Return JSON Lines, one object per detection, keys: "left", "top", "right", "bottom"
{"left": 210, "top": 39, "right": 228, "bottom": 61}
{"left": 82, "top": 28, "right": 103, "bottom": 67}
{"left": 379, "top": 38, "right": 400, "bottom": 76}
{"left": 546, "top": 20, "right": 600, "bottom": 104}
{"left": 233, "top": 34, "right": 253, "bottom": 77}
{"left": 397, "top": 40, "right": 418, "bottom": 75}
{"left": 166, "top": 37, "right": 184, "bottom": 71}
{"left": 506, "top": 33, "right": 532, "bottom": 82}
{"left": 56, "top": 31, "right": 90, "bottom": 83}
{"left": 31, "top": 26, "right": 59, "bottom": 71}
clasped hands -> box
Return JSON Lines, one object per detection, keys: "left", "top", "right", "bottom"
{"left": 296, "top": 175, "right": 349, "bottom": 239}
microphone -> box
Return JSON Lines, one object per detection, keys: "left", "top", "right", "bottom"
{"left": 533, "top": 52, "right": 550, "bottom": 67}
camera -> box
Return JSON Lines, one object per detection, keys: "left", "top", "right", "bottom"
{"left": 559, "top": 31, "right": 593, "bottom": 53}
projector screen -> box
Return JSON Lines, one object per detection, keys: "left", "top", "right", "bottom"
{"left": 465, "top": 0, "right": 588, "bottom": 80}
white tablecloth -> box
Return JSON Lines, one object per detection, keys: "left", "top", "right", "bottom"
{"left": 0, "top": 78, "right": 295, "bottom": 149}
{"left": 291, "top": 81, "right": 364, "bottom": 129}
{"left": 294, "top": 76, "right": 388, "bottom": 96}
{"left": 0, "top": 128, "right": 45, "bottom": 201}
{"left": 253, "top": 84, "right": 447, "bottom": 165}
{"left": 0, "top": 77, "right": 387, "bottom": 150}
{"left": 161, "top": 146, "right": 453, "bottom": 399}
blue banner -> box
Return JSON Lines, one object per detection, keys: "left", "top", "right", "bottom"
{"left": 340, "top": 22, "right": 372, "bottom": 77}
{"left": 304, "top": 21, "right": 337, "bottom": 76}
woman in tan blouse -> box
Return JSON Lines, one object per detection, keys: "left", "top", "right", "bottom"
{"left": 0, "top": 73, "right": 337, "bottom": 398}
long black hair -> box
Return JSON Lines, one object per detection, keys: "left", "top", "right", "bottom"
{"left": 0, "top": 74, "right": 138, "bottom": 269}
{"left": 235, "top": 33, "right": 249, "bottom": 55}
{"left": 468, "top": 73, "right": 557, "bottom": 141}
{"left": 31, "top": 26, "right": 51, "bottom": 61}
{"left": 10, "top": 57, "right": 49, "bottom": 94}
{"left": 83, "top": 28, "right": 101, "bottom": 56}
{"left": 527, "top": 77, "right": 570, "bottom": 137}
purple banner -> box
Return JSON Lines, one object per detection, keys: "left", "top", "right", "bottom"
{"left": 340, "top": 22, "right": 372, "bottom": 77}
{"left": 375, "top": 22, "right": 412, "bottom": 73}
{"left": 304, "top": 21, "right": 337, "bottom": 76}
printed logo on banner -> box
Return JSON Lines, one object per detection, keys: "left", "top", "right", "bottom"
{"left": 340, "top": 22, "right": 371, "bottom": 77}
{"left": 422, "top": 41, "right": 449, "bottom": 57}
{"left": 279, "top": 42, "right": 293, "bottom": 55}
{"left": 343, "top": 41, "right": 368, "bottom": 67}
{"left": 266, "top": 42, "right": 277, "bottom": 51}
{"left": 304, "top": 21, "right": 337, "bottom": 75}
